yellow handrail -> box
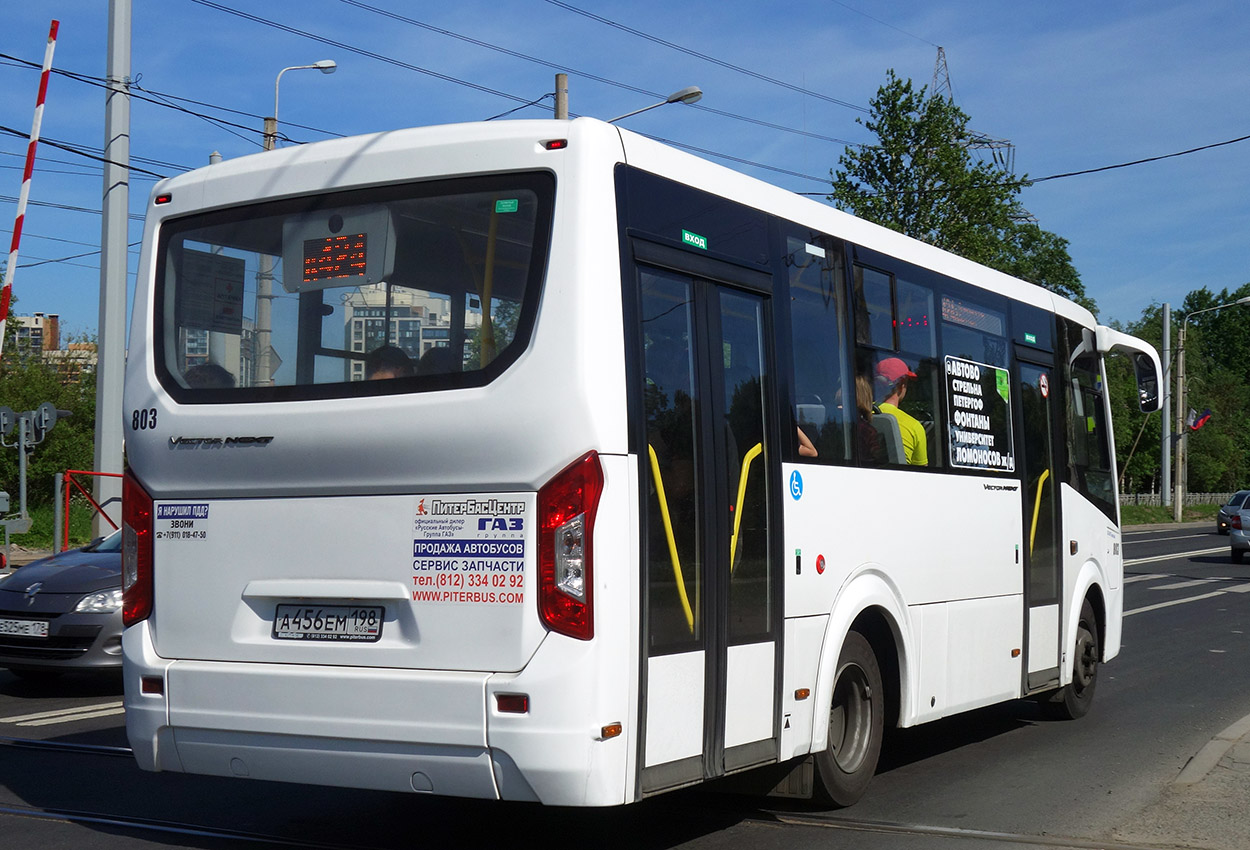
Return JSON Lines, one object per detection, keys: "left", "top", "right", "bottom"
{"left": 1029, "top": 469, "right": 1050, "bottom": 556}
{"left": 729, "top": 442, "right": 763, "bottom": 574}
{"left": 478, "top": 206, "right": 499, "bottom": 367}
{"left": 648, "top": 444, "right": 695, "bottom": 633}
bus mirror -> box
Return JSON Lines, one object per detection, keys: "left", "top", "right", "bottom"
{"left": 1134, "top": 353, "right": 1160, "bottom": 413}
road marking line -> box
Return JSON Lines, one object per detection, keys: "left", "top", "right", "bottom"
{"left": 1151, "top": 579, "right": 1221, "bottom": 591}
{"left": 17, "top": 706, "right": 125, "bottom": 727}
{"left": 1125, "top": 573, "right": 1168, "bottom": 584}
{"left": 1124, "top": 546, "right": 1228, "bottom": 566}
{"left": 0, "top": 701, "right": 124, "bottom": 724}
{"left": 1125, "top": 591, "right": 1227, "bottom": 616}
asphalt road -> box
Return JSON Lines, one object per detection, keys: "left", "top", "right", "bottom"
{"left": 1, "top": 521, "right": 1247, "bottom": 850}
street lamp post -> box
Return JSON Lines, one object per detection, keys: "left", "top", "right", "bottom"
{"left": 1173, "top": 295, "right": 1250, "bottom": 521}
{"left": 256, "top": 60, "right": 336, "bottom": 387}
{"left": 608, "top": 85, "right": 703, "bottom": 123}
{"left": 263, "top": 60, "right": 336, "bottom": 151}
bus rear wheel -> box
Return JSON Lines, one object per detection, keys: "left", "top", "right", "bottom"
{"left": 1041, "top": 599, "right": 1099, "bottom": 720}
{"left": 815, "top": 630, "right": 883, "bottom": 807}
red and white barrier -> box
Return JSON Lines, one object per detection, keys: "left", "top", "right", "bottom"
{"left": 1, "top": 19, "right": 60, "bottom": 358}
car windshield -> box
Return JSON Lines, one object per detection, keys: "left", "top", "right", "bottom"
{"left": 1231, "top": 492, "right": 1250, "bottom": 509}
{"left": 87, "top": 529, "right": 123, "bottom": 553}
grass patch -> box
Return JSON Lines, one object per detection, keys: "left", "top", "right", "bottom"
{"left": 7, "top": 502, "right": 105, "bottom": 551}
{"left": 1120, "top": 503, "right": 1218, "bottom": 526}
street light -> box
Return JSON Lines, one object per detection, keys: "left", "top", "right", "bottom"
{"left": 263, "top": 60, "right": 337, "bottom": 151}
{"left": 608, "top": 85, "right": 703, "bottom": 123}
{"left": 1172, "top": 294, "right": 1250, "bottom": 520}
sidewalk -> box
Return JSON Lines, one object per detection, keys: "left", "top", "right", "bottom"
{"left": 1112, "top": 713, "right": 1250, "bottom": 849}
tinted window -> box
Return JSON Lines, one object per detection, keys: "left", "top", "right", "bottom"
{"left": 155, "top": 173, "right": 553, "bottom": 402}
{"left": 787, "top": 230, "right": 851, "bottom": 463}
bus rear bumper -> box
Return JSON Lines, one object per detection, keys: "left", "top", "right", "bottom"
{"left": 123, "top": 622, "right": 629, "bottom": 805}
{"left": 124, "top": 621, "right": 517, "bottom": 798}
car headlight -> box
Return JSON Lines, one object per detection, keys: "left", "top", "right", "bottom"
{"left": 76, "top": 588, "right": 124, "bottom": 613}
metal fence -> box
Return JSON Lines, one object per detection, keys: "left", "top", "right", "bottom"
{"left": 1119, "top": 492, "right": 1230, "bottom": 507}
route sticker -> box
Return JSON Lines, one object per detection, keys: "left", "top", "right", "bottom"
{"left": 154, "top": 503, "right": 210, "bottom": 542}
{"left": 410, "top": 495, "right": 532, "bottom": 606}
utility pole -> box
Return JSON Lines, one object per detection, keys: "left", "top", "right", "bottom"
{"left": 95, "top": 0, "right": 130, "bottom": 534}
{"left": 554, "top": 73, "right": 568, "bottom": 119}
{"left": 1160, "top": 303, "right": 1171, "bottom": 507}
{"left": 1174, "top": 319, "right": 1186, "bottom": 522}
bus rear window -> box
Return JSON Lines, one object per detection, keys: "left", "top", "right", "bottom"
{"left": 155, "top": 173, "right": 553, "bottom": 400}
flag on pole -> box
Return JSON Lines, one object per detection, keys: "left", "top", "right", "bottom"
{"left": 1191, "top": 408, "right": 1213, "bottom": 431}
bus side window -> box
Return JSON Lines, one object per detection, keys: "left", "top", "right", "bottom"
{"left": 1060, "top": 318, "right": 1117, "bottom": 521}
{"left": 786, "top": 233, "right": 851, "bottom": 463}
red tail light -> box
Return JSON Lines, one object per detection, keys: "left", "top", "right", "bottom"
{"left": 122, "top": 471, "right": 154, "bottom": 627}
{"left": 1234, "top": 515, "right": 1243, "bottom": 531}
{"left": 537, "top": 452, "right": 603, "bottom": 641}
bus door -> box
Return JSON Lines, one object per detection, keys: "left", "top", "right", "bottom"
{"left": 1016, "top": 354, "right": 1062, "bottom": 690}
{"left": 633, "top": 248, "right": 780, "bottom": 795}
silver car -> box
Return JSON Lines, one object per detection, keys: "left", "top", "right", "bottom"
{"left": 1231, "top": 509, "right": 1250, "bottom": 563}
{"left": 1218, "top": 489, "right": 1250, "bottom": 535}
{"left": 0, "top": 530, "right": 123, "bottom": 679}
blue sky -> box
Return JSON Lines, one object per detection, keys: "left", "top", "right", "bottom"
{"left": 2, "top": 0, "right": 1248, "bottom": 337}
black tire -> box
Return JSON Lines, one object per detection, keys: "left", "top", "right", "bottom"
{"left": 1232, "top": 548, "right": 1244, "bottom": 563}
{"left": 1041, "top": 599, "right": 1099, "bottom": 720}
{"left": 814, "top": 630, "right": 884, "bottom": 807}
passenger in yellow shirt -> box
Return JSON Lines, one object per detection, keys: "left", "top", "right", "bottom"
{"left": 874, "top": 357, "right": 927, "bottom": 466}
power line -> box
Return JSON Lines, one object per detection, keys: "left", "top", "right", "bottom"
{"left": 335, "top": 0, "right": 857, "bottom": 145}
{"left": 0, "top": 194, "right": 146, "bottom": 223}
{"left": 4, "top": 50, "right": 345, "bottom": 144}
{"left": 825, "top": 0, "right": 940, "bottom": 48}
{"left": 0, "top": 124, "right": 167, "bottom": 178}
{"left": 186, "top": 0, "right": 546, "bottom": 108}
{"left": 543, "top": 0, "right": 868, "bottom": 113}
{"left": 185, "top": 1, "right": 861, "bottom": 173}
{"left": 1026, "top": 134, "right": 1250, "bottom": 184}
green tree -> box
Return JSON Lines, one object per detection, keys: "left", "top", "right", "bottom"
{"left": 831, "top": 71, "right": 1095, "bottom": 312}
{"left": 0, "top": 333, "right": 96, "bottom": 509}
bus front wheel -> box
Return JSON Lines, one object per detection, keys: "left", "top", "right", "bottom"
{"left": 815, "top": 630, "right": 883, "bottom": 807}
{"left": 1041, "top": 599, "right": 1099, "bottom": 720}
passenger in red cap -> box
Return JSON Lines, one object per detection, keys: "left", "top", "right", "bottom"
{"left": 874, "top": 357, "right": 927, "bottom": 466}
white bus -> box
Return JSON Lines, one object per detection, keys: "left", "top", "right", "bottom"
{"left": 121, "top": 117, "right": 1162, "bottom": 807}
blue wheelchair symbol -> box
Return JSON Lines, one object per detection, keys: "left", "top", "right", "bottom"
{"left": 789, "top": 470, "right": 804, "bottom": 500}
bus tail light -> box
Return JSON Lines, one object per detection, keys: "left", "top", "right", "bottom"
{"left": 537, "top": 452, "right": 603, "bottom": 641}
{"left": 122, "top": 471, "right": 155, "bottom": 627}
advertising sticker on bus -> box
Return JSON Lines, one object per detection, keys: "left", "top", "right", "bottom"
{"left": 945, "top": 355, "right": 1015, "bottom": 472}
{"left": 410, "top": 494, "right": 534, "bottom": 605}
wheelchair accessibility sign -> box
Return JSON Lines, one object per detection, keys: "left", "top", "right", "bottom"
{"left": 789, "top": 470, "right": 803, "bottom": 501}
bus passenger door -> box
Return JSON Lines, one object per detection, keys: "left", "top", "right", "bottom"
{"left": 635, "top": 259, "right": 779, "bottom": 795}
{"left": 1017, "top": 358, "right": 1062, "bottom": 690}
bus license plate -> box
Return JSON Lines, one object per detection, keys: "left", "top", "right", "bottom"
{"left": 0, "top": 618, "right": 50, "bottom": 638}
{"left": 272, "top": 605, "right": 383, "bottom": 642}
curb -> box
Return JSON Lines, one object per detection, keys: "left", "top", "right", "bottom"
{"left": 1175, "top": 712, "right": 1250, "bottom": 785}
